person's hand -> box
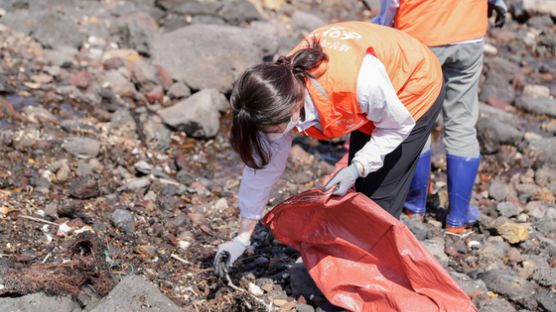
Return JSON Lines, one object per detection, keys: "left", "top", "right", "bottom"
{"left": 488, "top": 1, "right": 507, "bottom": 28}
{"left": 213, "top": 238, "right": 249, "bottom": 278}
{"left": 322, "top": 163, "right": 361, "bottom": 196}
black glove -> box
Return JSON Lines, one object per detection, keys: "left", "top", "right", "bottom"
{"left": 322, "top": 163, "right": 361, "bottom": 196}
{"left": 213, "top": 238, "right": 248, "bottom": 278}
{"left": 488, "top": 1, "right": 507, "bottom": 28}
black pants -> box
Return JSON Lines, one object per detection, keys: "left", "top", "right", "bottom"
{"left": 348, "top": 83, "right": 445, "bottom": 219}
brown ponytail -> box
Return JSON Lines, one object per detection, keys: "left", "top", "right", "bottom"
{"left": 230, "top": 40, "right": 328, "bottom": 169}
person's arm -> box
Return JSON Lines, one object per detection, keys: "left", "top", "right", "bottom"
{"left": 214, "top": 132, "right": 292, "bottom": 277}
{"left": 372, "top": 0, "right": 400, "bottom": 27}
{"left": 353, "top": 53, "right": 415, "bottom": 177}
{"left": 237, "top": 132, "right": 292, "bottom": 221}
{"left": 234, "top": 132, "right": 292, "bottom": 241}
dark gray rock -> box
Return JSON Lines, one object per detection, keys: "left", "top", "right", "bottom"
{"left": 134, "top": 160, "right": 153, "bottom": 175}
{"left": 476, "top": 103, "right": 524, "bottom": 154}
{"left": 150, "top": 178, "right": 186, "bottom": 196}
{"left": 514, "top": 183, "right": 541, "bottom": 203}
{"left": 526, "top": 137, "right": 556, "bottom": 168}
{"left": 76, "top": 285, "right": 101, "bottom": 311}
{"left": 152, "top": 24, "right": 278, "bottom": 92}
{"left": 291, "top": 10, "right": 328, "bottom": 37}
{"left": 114, "top": 22, "right": 153, "bottom": 56}
{"left": 111, "top": 209, "right": 136, "bottom": 234}
{"left": 496, "top": 201, "right": 521, "bottom": 218}
{"left": 219, "top": 0, "right": 263, "bottom": 25}
{"left": 112, "top": 12, "right": 159, "bottom": 57}
{"left": 533, "top": 217, "right": 556, "bottom": 237}
{"left": 98, "top": 87, "right": 131, "bottom": 112}
{"left": 27, "top": 0, "right": 77, "bottom": 11}
{"left": 514, "top": 95, "right": 556, "bottom": 117}
{"left": 89, "top": 275, "right": 181, "bottom": 312}
{"left": 0, "top": 257, "right": 13, "bottom": 275}
{"left": 525, "top": 201, "right": 546, "bottom": 219}
{"left": 30, "top": 176, "right": 51, "bottom": 189}
{"left": 69, "top": 176, "right": 99, "bottom": 199}
{"left": 61, "top": 119, "right": 102, "bottom": 135}
{"left": 131, "top": 59, "right": 160, "bottom": 93}
{"left": 536, "top": 287, "right": 556, "bottom": 312}
{"left": 476, "top": 118, "right": 523, "bottom": 153}
{"left": 484, "top": 56, "right": 522, "bottom": 83}
{"left": 176, "top": 170, "right": 196, "bottom": 186}
{"left": 537, "top": 228, "right": 556, "bottom": 257}
{"left": 488, "top": 179, "right": 512, "bottom": 201}
{"left": 527, "top": 14, "right": 554, "bottom": 30}
{"left": 157, "top": 0, "right": 222, "bottom": 15}
{"left": 1, "top": 10, "right": 39, "bottom": 35}
{"left": 159, "top": 12, "right": 188, "bottom": 32}
{"left": 158, "top": 89, "right": 227, "bottom": 139}
{"left": 449, "top": 271, "right": 488, "bottom": 297}
{"left": 421, "top": 237, "right": 449, "bottom": 268}
{"left": 539, "top": 32, "right": 556, "bottom": 54}
{"left": 23, "top": 105, "right": 57, "bottom": 125}
{"left": 479, "top": 71, "right": 516, "bottom": 104}
{"left": 102, "top": 70, "right": 136, "bottom": 97}
{"left": 478, "top": 297, "right": 517, "bottom": 312}
{"left": 479, "top": 103, "right": 522, "bottom": 127}
{"left": 521, "top": 254, "right": 555, "bottom": 287}
{"left": 118, "top": 176, "right": 151, "bottom": 193}
{"left": 0, "top": 293, "right": 80, "bottom": 312}
{"left": 140, "top": 114, "right": 171, "bottom": 152}
{"left": 296, "top": 303, "right": 316, "bottom": 312}
{"left": 480, "top": 269, "right": 537, "bottom": 310}
{"left": 110, "top": 109, "right": 138, "bottom": 139}
{"left": 62, "top": 136, "right": 100, "bottom": 158}
{"left": 401, "top": 216, "right": 431, "bottom": 241}
{"left": 477, "top": 237, "right": 510, "bottom": 268}
{"left": 535, "top": 166, "right": 556, "bottom": 187}
{"left": 167, "top": 82, "right": 191, "bottom": 99}
{"left": 31, "top": 11, "right": 84, "bottom": 48}
{"left": 189, "top": 14, "right": 227, "bottom": 25}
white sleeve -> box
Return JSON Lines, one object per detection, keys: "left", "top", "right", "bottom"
{"left": 353, "top": 54, "right": 415, "bottom": 176}
{"left": 372, "top": 0, "right": 400, "bottom": 27}
{"left": 238, "top": 132, "right": 292, "bottom": 220}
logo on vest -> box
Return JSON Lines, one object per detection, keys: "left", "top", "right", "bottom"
{"left": 312, "top": 26, "right": 362, "bottom": 52}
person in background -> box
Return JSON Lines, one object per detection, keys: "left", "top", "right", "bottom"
{"left": 213, "top": 21, "right": 444, "bottom": 278}
{"left": 374, "top": 0, "right": 507, "bottom": 233}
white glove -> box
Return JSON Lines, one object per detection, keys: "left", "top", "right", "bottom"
{"left": 213, "top": 237, "right": 249, "bottom": 278}
{"left": 322, "top": 163, "right": 361, "bottom": 196}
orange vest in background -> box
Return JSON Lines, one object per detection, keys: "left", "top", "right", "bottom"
{"left": 395, "top": 0, "right": 488, "bottom": 47}
{"left": 288, "top": 21, "right": 442, "bottom": 140}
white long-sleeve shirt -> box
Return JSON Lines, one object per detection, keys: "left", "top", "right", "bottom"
{"left": 373, "top": 0, "right": 505, "bottom": 45}
{"left": 238, "top": 53, "right": 415, "bottom": 220}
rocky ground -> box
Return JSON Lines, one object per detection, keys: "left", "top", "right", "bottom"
{"left": 0, "top": 0, "right": 554, "bottom": 311}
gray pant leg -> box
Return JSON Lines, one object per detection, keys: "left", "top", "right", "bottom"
{"left": 430, "top": 40, "right": 484, "bottom": 158}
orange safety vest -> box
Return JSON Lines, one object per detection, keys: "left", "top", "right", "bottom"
{"left": 395, "top": 0, "right": 488, "bottom": 47}
{"left": 288, "top": 21, "right": 442, "bottom": 140}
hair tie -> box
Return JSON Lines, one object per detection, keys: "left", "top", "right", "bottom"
{"left": 276, "top": 56, "right": 293, "bottom": 71}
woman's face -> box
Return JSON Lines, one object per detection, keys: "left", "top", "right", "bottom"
{"left": 262, "top": 99, "right": 304, "bottom": 134}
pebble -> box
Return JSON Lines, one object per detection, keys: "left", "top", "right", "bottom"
{"left": 496, "top": 222, "right": 528, "bottom": 244}
{"left": 248, "top": 282, "right": 263, "bottom": 296}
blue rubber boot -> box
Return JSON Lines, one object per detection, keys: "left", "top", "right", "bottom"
{"left": 404, "top": 148, "right": 431, "bottom": 217}
{"left": 445, "top": 154, "right": 481, "bottom": 233}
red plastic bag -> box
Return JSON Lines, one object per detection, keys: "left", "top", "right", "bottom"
{"left": 262, "top": 189, "right": 477, "bottom": 312}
